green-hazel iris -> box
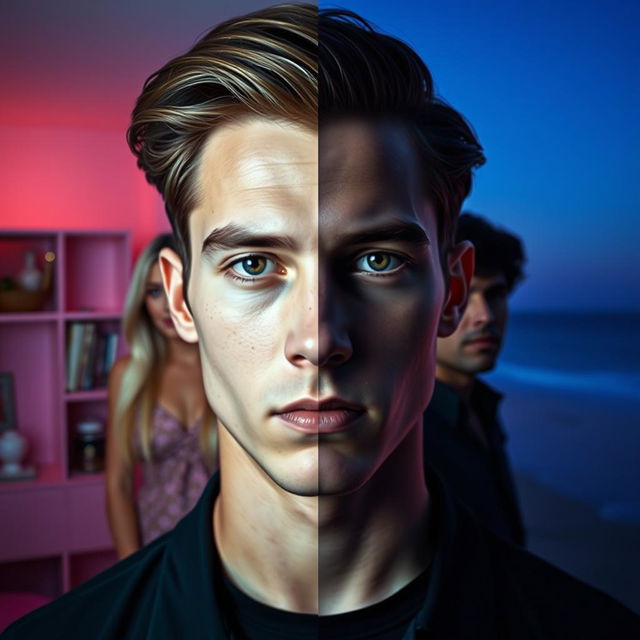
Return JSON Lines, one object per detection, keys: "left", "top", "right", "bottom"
{"left": 231, "top": 255, "right": 274, "bottom": 277}
{"left": 356, "top": 252, "right": 401, "bottom": 273}
{"left": 367, "top": 253, "right": 391, "bottom": 271}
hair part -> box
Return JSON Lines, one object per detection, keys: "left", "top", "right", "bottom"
{"left": 457, "top": 212, "right": 527, "bottom": 291}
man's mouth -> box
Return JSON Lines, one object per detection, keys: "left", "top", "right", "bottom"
{"left": 463, "top": 328, "right": 500, "bottom": 350}
{"left": 464, "top": 334, "right": 498, "bottom": 348}
{"left": 273, "top": 398, "right": 366, "bottom": 434}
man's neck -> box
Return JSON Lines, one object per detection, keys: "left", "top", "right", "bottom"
{"left": 435, "top": 363, "right": 475, "bottom": 403}
{"left": 213, "top": 423, "right": 431, "bottom": 615}
{"left": 435, "top": 370, "right": 493, "bottom": 448}
{"left": 317, "top": 424, "right": 431, "bottom": 614}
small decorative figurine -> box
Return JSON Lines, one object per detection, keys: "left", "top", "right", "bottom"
{"left": 0, "top": 429, "right": 29, "bottom": 478}
{"left": 17, "top": 250, "right": 43, "bottom": 292}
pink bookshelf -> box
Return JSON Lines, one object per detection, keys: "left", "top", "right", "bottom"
{"left": 0, "top": 229, "right": 129, "bottom": 602}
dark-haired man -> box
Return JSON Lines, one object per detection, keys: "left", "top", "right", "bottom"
{"left": 425, "top": 213, "right": 527, "bottom": 546}
{"left": 4, "top": 5, "right": 639, "bottom": 640}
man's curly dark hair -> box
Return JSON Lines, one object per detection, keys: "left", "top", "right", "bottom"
{"left": 457, "top": 212, "right": 526, "bottom": 291}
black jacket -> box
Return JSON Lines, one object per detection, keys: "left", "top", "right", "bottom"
{"left": 424, "top": 379, "right": 526, "bottom": 546}
{"left": 4, "top": 472, "right": 638, "bottom": 639}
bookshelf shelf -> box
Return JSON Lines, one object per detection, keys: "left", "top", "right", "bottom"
{"left": 0, "top": 463, "right": 64, "bottom": 493}
{"left": 0, "top": 229, "right": 130, "bottom": 597}
{"left": 65, "top": 390, "right": 108, "bottom": 402}
{"left": 67, "top": 471, "right": 106, "bottom": 485}
{"left": 0, "top": 313, "right": 59, "bottom": 324}
{"left": 63, "top": 311, "right": 122, "bottom": 321}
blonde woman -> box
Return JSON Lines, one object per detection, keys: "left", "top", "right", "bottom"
{"left": 106, "top": 233, "right": 217, "bottom": 559}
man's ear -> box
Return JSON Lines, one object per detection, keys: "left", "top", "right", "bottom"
{"left": 158, "top": 247, "right": 199, "bottom": 344}
{"left": 438, "top": 240, "right": 474, "bottom": 337}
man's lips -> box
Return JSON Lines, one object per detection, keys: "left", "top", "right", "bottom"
{"left": 273, "top": 398, "right": 366, "bottom": 434}
{"left": 464, "top": 334, "right": 499, "bottom": 349}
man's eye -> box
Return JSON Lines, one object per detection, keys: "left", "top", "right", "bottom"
{"left": 230, "top": 255, "right": 278, "bottom": 278}
{"left": 355, "top": 252, "right": 403, "bottom": 274}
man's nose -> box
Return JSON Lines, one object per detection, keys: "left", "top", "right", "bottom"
{"left": 469, "top": 293, "right": 493, "bottom": 326}
{"left": 284, "top": 276, "right": 353, "bottom": 368}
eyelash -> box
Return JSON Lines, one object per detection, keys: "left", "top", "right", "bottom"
{"left": 353, "top": 251, "right": 407, "bottom": 277}
{"left": 224, "top": 251, "right": 408, "bottom": 285}
{"left": 225, "top": 254, "right": 283, "bottom": 284}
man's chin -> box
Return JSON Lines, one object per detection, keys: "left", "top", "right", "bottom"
{"left": 262, "top": 462, "right": 376, "bottom": 499}
{"left": 265, "top": 469, "right": 371, "bottom": 499}
{"left": 463, "top": 354, "right": 498, "bottom": 375}
{"left": 260, "top": 458, "right": 320, "bottom": 497}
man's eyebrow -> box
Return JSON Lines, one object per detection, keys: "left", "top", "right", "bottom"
{"left": 336, "top": 222, "right": 431, "bottom": 248}
{"left": 202, "top": 223, "right": 299, "bottom": 254}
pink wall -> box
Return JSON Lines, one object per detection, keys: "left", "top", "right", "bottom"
{"left": 0, "top": 124, "right": 170, "bottom": 257}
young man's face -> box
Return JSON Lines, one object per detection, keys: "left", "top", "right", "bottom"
{"left": 163, "top": 117, "right": 467, "bottom": 496}
{"left": 436, "top": 272, "right": 509, "bottom": 376}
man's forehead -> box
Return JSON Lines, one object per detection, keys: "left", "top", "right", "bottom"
{"left": 471, "top": 272, "right": 508, "bottom": 290}
{"left": 319, "top": 119, "right": 418, "bottom": 188}
{"left": 191, "top": 116, "right": 433, "bottom": 249}
{"left": 319, "top": 119, "right": 429, "bottom": 235}
{"left": 197, "top": 118, "right": 317, "bottom": 200}
{"left": 197, "top": 117, "right": 419, "bottom": 199}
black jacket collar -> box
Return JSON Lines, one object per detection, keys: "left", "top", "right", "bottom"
{"left": 430, "top": 378, "right": 504, "bottom": 439}
{"left": 153, "top": 471, "right": 505, "bottom": 639}
{"left": 153, "top": 473, "right": 228, "bottom": 638}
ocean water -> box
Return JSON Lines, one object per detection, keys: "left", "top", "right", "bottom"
{"left": 483, "top": 311, "right": 640, "bottom": 525}
{"left": 490, "top": 311, "right": 640, "bottom": 401}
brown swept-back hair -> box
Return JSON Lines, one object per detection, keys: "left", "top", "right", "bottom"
{"left": 319, "top": 9, "right": 486, "bottom": 255}
{"left": 129, "top": 4, "right": 484, "bottom": 275}
{"left": 128, "top": 3, "right": 318, "bottom": 291}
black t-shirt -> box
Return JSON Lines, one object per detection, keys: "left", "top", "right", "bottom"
{"left": 5, "top": 472, "right": 640, "bottom": 639}
{"left": 223, "top": 569, "right": 430, "bottom": 640}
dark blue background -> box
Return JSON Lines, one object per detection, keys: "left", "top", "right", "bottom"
{"left": 322, "top": 0, "right": 640, "bottom": 311}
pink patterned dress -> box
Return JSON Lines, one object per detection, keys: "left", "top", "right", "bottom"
{"left": 135, "top": 405, "right": 211, "bottom": 545}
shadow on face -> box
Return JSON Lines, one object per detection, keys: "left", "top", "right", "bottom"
{"left": 163, "top": 116, "right": 457, "bottom": 498}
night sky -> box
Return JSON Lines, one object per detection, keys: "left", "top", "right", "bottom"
{"left": 323, "top": 0, "right": 640, "bottom": 311}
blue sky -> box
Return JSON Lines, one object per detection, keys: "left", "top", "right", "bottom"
{"left": 322, "top": 0, "right": 640, "bottom": 311}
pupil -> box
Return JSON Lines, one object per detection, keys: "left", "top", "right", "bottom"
{"left": 245, "top": 257, "right": 265, "bottom": 274}
{"left": 368, "top": 254, "right": 388, "bottom": 270}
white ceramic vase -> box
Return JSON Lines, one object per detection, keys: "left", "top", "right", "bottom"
{"left": 18, "top": 251, "right": 43, "bottom": 292}
{"left": 0, "top": 430, "right": 28, "bottom": 475}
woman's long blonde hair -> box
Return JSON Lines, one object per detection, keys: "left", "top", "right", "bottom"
{"left": 114, "top": 233, "right": 217, "bottom": 468}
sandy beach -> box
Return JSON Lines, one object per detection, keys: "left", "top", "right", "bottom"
{"left": 485, "top": 371, "right": 640, "bottom": 613}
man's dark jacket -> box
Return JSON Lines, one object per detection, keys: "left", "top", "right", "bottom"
{"left": 3, "top": 473, "right": 638, "bottom": 639}
{"left": 424, "top": 379, "right": 526, "bottom": 546}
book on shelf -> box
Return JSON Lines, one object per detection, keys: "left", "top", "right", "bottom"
{"left": 92, "top": 333, "right": 106, "bottom": 389}
{"left": 66, "top": 323, "right": 119, "bottom": 392}
{"left": 79, "top": 323, "right": 97, "bottom": 390}
{"left": 65, "top": 322, "right": 85, "bottom": 392}
{"left": 93, "top": 332, "right": 119, "bottom": 389}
